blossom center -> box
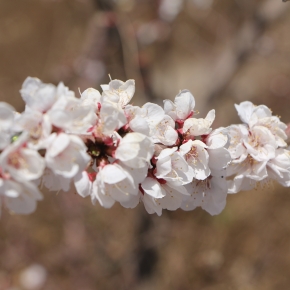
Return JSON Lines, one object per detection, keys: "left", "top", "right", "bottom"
{"left": 7, "top": 152, "right": 26, "bottom": 170}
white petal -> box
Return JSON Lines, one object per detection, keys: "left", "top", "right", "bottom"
{"left": 234, "top": 101, "right": 255, "bottom": 124}
{"left": 163, "top": 99, "right": 176, "bottom": 120}
{"left": 142, "top": 102, "right": 165, "bottom": 126}
{"left": 120, "top": 163, "right": 148, "bottom": 184}
{"left": 81, "top": 88, "right": 101, "bottom": 105}
{"left": 206, "top": 129, "right": 228, "bottom": 149}
{"left": 120, "top": 192, "right": 140, "bottom": 208}
{"left": 151, "top": 115, "right": 178, "bottom": 145}
{"left": 159, "top": 184, "right": 183, "bottom": 210}
{"left": 92, "top": 176, "right": 115, "bottom": 208}
{"left": 164, "top": 90, "right": 195, "bottom": 121}
{"left": 20, "top": 77, "right": 57, "bottom": 112}
{"left": 115, "top": 132, "right": 154, "bottom": 168}
{"left": 129, "top": 116, "right": 150, "bottom": 135}
{"left": 101, "top": 164, "right": 127, "bottom": 184}
{"left": 156, "top": 155, "right": 172, "bottom": 177}
{"left": 74, "top": 171, "right": 92, "bottom": 198}
{"left": 5, "top": 181, "right": 42, "bottom": 215}
{"left": 183, "top": 109, "right": 215, "bottom": 136}
{"left": 141, "top": 193, "right": 162, "bottom": 216}
{"left": 141, "top": 177, "right": 166, "bottom": 198}
{"left": 174, "top": 90, "right": 195, "bottom": 120}
{"left": 208, "top": 147, "right": 231, "bottom": 170}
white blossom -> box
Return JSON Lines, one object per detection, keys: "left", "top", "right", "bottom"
{"left": 181, "top": 169, "right": 228, "bottom": 215}
{"left": 183, "top": 109, "right": 215, "bottom": 136}
{"left": 0, "top": 133, "right": 45, "bottom": 182}
{"left": 120, "top": 192, "right": 140, "bottom": 209}
{"left": 267, "top": 148, "right": 290, "bottom": 187}
{"left": 41, "top": 168, "right": 71, "bottom": 193}
{"left": 158, "top": 183, "right": 184, "bottom": 211}
{"left": 48, "top": 96, "right": 97, "bottom": 135}
{"left": 0, "top": 179, "right": 42, "bottom": 215}
{"left": 115, "top": 132, "right": 154, "bottom": 168}
{"left": 0, "top": 76, "right": 289, "bottom": 217}
{"left": 256, "top": 116, "right": 288, "bottom": 147}
{"left": 81, "top": 88, "right": 102, "bottom": 110}
{"left": 20, "top": 77, "right": 74, "bottom": 113}
{"left": 227, "top": 156, "right": 268, "bottom": 193}
{"left": 125, "top": 103, "right": 165, "bottom": 137}
{"left": 90, "top": 162, "right": 147, "bottom": 208}
{"left": 45, "top": 133, "right": 90, "bottom": 179}
{"left": 227, "top": 101, "right": 289, "bottom": 194}
{"left": 91, "top": 178, "right": 115, "bottom": 208}
{"left": 96, "top": 100, "right": 127, "bottom": 136}
{"left": 151, "top": 115, "right": 178, "bottom": 146}
{"left": 141, "top": 190, "right": 163, "bottom": 216}
{"left": 227, "top": 124, "right": 248, "bottom": 163}
{"left": 244, "top": 126, "right": 276, "bottom": 162}
{"left": 155, "top": 147, "right": 194, "bottom": 185}
{"left": 14, "top": 108, "right": 52, "bottom": 149}
{"left": 141, "top": 177, "right": 166, "bottom": 199}
{"left": 163, "top": 89, "right": 195, "bottom": 121}
{"left": 101, "top": 79, "right": 135, "bottom": 107}
{"left": 91, "top": 164, "right": 127, "bottom": 208}
{"left": 181, "top": 130, "right": 231, "bottom": 215}
{"left": 234, "top": 101, "right": 257, "bottom": 124}
{"left": 106, "top": 164, "right": 146, "bottom": 203}
{"left": 206, "top": 129, "right": 231, "bottom": 171}
{"left": 74, "top": 171, "right": 93, "bottom": 198}
{"left": 179, "top": 140, "right": 210, "bottom": 180}
{"left": 235, "top": 102, "right": 288, "bottom": 147}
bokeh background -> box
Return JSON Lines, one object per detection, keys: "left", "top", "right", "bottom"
{"left": 1, "top": 0, "right": 290, "bottom": 289}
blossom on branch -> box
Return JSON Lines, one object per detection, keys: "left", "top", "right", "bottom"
{"left": 0, "top": 78, "right": 289, "bottom": 217}
{"left": 227, "top": 101, "right": 290, "bottom": 193}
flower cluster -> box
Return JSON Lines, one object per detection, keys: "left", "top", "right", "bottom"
{"left": 0, "top": 77, "right": 289, "bottom": 216}
{"left": 226, "top": 102, "right": 290, "bottom": 193}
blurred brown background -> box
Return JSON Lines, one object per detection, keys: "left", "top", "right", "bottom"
{"left": 1, "top": 0, "right": 290, "bottom": 289}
